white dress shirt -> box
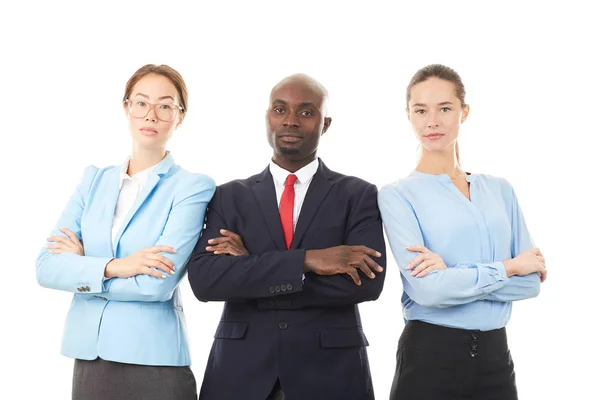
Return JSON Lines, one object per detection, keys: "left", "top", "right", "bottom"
{"left": 269, "top": 158, "right": 319, "bottom": 232}
{"left": 111, "top": 159, "right": 158, "bottom": 247}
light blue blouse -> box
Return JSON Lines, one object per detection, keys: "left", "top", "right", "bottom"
{"left": 378, "top": 171, "right": 541, "bottom": 331}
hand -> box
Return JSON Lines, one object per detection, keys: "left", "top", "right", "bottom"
{"left": 304, "top": 245, "right": 383, "bottom": 286}
{"left": 104, "top": 246, "right": 177, "bottom": 279}
{"left": 47, "top": 228, "right": 84, "bottom": 256}
{"left": 406, "top": 245, "right": 448, "bottom": 277}
{"left": 205, "top": 229, "right": 249, "bottom": 256}
{"left": 504, "top": 248, "right": 547, "bottom": 282}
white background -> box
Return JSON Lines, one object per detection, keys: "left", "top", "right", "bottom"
{"left": 2, "top": 1, "right": 598, "bottom": 399}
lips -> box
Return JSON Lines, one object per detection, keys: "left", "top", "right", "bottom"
{"left": 277, "top": 133, "right": 303, "bottom": 143}
{"left": 140, "top": 127, "right": 158, "bottom": 136}
{"left": 424, "top": 133, "right": 444, "bottom": 140}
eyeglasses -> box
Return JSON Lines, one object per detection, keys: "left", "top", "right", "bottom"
{"left": 124, "top": 99, "right": 184, "bottom": 122}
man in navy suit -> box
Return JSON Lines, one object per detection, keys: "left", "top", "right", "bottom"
{"left": 187, "top": 74, "right": 386, "bottom": 400}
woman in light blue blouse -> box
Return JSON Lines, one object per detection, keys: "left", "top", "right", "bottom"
{"left": 378, "top": 64, "right": 547, "bottom": 400}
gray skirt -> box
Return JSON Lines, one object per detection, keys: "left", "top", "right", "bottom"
{"left": 72, "top": 358, "right": 197, "bottom": 400}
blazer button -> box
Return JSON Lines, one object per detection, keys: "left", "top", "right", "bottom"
{"left": 77, "top": 287, "right": 83, "bottom": 292}
{"left": 85, "top": 286, "right": 91, "bottom": 292}
{"left": 286, "top": 284, "right": 293, "bottom": 291}
{"left": 278, "top": 322, "right": 288, "bottom": 330}
{"left": 469, "top": 350, "right": 478, "bottom": 358}
{"left": 280, "top": 285, "right": 287, "bottom": 292}
{"left": 269, "top": 287, "right": 275, "bottom": 294}
{"left": 275, "top": 286, "right": 281, "bottom": 293}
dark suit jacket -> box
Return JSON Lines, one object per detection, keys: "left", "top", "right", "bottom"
{"left": 187, "top": 159, "right": 386, "bottom": 400}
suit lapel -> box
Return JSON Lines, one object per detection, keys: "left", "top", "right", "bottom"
{"left": 113, "top": 153, "right": 176, "bottom": 254}
{"left": 290, "top": 159, "right": 334, "bottom": 249}
{"left": 97, "top": 167, "right": 122, "bottom": 256}
{"left": 251, "top": 167, "right": 287, "bottom": 250}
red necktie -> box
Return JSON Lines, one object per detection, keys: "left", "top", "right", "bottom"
{"left": 280, "top": 174, "right": 297, "bottom": 250}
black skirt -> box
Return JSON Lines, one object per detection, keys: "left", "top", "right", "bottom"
{"left": 72, "top": 358, "right": 196, "bottom": 400}
{"left": 390, "top": 320, "right": 518, "bottom": 400}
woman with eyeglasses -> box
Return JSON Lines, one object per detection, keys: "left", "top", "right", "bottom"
{"left": 378, "top": 64, "right": 547, "bottom": 400}
{"left": 36, "top": 64, "right": 215, "bottom": 400}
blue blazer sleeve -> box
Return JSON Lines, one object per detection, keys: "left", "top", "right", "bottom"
{"left": 378, "top": 186, "right": 511, "bottom": 308}
{"left": 36, "top": 166, "right": 114, "bottom": 293}
{"left": 100, "top": 174, "right": 216, "bottom": 302}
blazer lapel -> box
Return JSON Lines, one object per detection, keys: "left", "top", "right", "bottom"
{"left": 290, "top": 159, "right": 334, "bottom": 249}
{"left": 97, "top": 167, "right": 122, "bottom": 256}
{"left": 251, "top": 167, "right": 287, "bottom": 250}
{"left": 113, "top": 153, "right": 176, "bottom": 254}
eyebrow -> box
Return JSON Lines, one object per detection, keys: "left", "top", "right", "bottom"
{"left": 272, "top": 99, "right": 317, "bottom": 108}
{"left": 412, "top": 101, "right": 454, "bottom": 108}
{"left": 133, "top": 93, "right": 176, "bottom": 101}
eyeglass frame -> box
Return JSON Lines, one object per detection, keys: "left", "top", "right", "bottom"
{"left": 124, "top": 98, "right": 185, "bottom": 122}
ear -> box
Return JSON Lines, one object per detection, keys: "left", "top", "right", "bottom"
{"left": 461, "top": 104, "right": 470, "bottom": 124}
{"left": 322, "top": 117, "right": 332, "bottom": 135}
{"left": 123, "top": 103, "right": 130, "bottom": 118}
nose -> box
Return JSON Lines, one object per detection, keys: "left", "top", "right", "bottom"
{"left": 427, "top": 111, "right": 441, "bottom": 129}
{"left": 282, "top": 112, "right": 300, "bottom": 128}
{"left": 145, "top": 105, "right": 158, "bottom": 123}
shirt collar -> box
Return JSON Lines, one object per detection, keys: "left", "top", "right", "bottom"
{"left": 269, "top": 158, "right": 319, "bottom": 187}
{"left": 119, "top": 158, "right": 159, "bottom": 186}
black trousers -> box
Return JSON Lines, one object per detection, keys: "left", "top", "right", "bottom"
{"left": 390, "top": 320, "right": 518, "bottom": 400}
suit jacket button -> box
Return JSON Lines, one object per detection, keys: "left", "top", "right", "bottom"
{"left": 286, "top": 284, "right": 293, "bottom": 291}
{"left": 275, "top": 286, "right": 281, "bottom": 293}
{"left": 77, "top": 287, "right": 83, "bottom": 292}
{"left": 278, "top": 322, "right": 288, "bottom": 330}
{"left": 85, "top": 286, "right": 91, "bottom": 292}
{"left": 269, "top": 287, "right": 275, "bottom": 294}
{"left": 280, "top": 285, "right": 287, "bottom": 292}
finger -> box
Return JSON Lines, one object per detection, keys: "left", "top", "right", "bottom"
{"left": 363, "top": 254, "right": 383, "bottom": 274}
{"left": 145, "top": 260, "right": 174, "bottom": 275}
{"left": 146, "top": 245, "right": 176, "bottom": 254}
{"left": 59, "top": 228, "right": 82, "bottom": 245}
{"left": 47, "top": 244, "right": 70, "bottom": 250}
{"left": 48, "top": 248, "right": 67, "bottom": 254}
{"left": 353, "top": 258, "right": 376, "bottom": 279}
{"left": 218, "top": 244, "right": 245, "bottom": 256}
{"left": 206, "top": 243, "right": 231, "bottom": 253}
{"left": 539, "top": 267, "right": 547, "bottom": 283}
{"left": 529, "top": 247, "right": 542, "bottom": 256}
{"left": 416, "top": 266, "right": 435, "bottom": 278}
{"left": 47, "top": 236, "right": 75, "bottom": 246}
{"left": 411, "top": 260, "right": 436, "bottom": 277}
{"left": 346, "top": 269, "right": 362, "bottom": 286}
{"left": 350, "top": 245, "right": 382, "bottom": 258}
{"left": 219, "top": 229, "right": 242, "bottom": 240}
{"left": 146, "top": 254, "right": 175, "bottom": 271}
{"left": 537, "top": 255, "right": 545, "bottom": 264}
{"left": 207, "top": 237, "right": 232, "bottom": 245}
{"left": 407, "top": 254, "right": 429, "bottom": 270}
{"left": 406, "top": 245, "right": 430, "bottom": 253}
{"left": 139, "top": 267, "right": 167, "bottom": 279}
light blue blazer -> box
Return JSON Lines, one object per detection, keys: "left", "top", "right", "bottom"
{"left": 36, "top": 153, "right": 215, "bottom": 366}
